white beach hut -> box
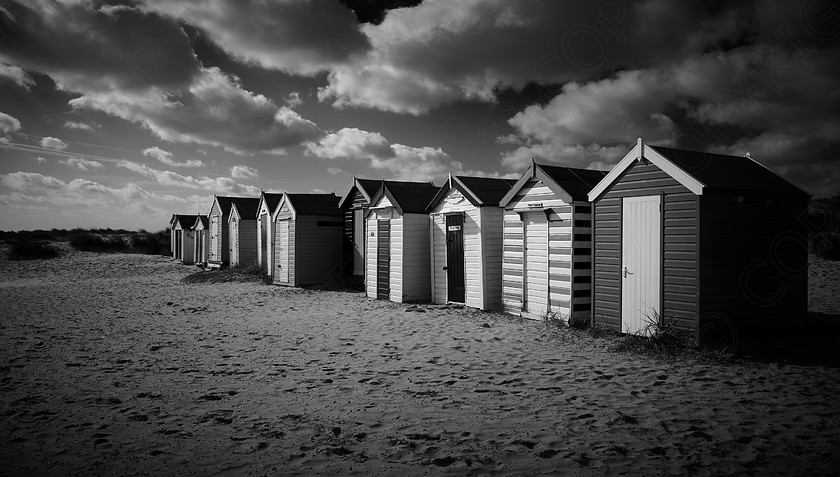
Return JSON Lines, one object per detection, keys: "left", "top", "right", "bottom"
{"left": 256, "top": 192, "right": 284, "bottom": 277}
{"left": 193, "top": 215, "right": 209, "bottom": 266}
{"left": 427, "top": 175, "right": 514, "bottom": 310}
{"left": 365, "top": 181, "right": 439, "bottom": 303}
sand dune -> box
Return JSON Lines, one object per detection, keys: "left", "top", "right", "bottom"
{"left": 1, "top": 249, "right": 839, "bottom": 475}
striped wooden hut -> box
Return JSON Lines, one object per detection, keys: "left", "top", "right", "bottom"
{"left": 257, "top": 192, "right": 284, "bottom": 278}
{"left": 271, "top": 193, "right": 343, "bottom": 287}
{"left": 339, "top": 178, "right": 383, "bottom": 287}
{"left": 499, "top": 162, "right": 607, "bottom": 323}
{"left": 365, "top": 181, "right": 439, "bottom": 303}
{"left": 427, "top": 175, "right": 514, "bottom": 310}
{"left": 228, "top": 198, "right": 260, "bottom": 267}
{"left": 193, "top": 215, "right": 209, "bottom": 266}
{"left": 172, "top": 214, "right": 201, "bottom": 264}
{"left": 589, "top": 139, "right": 808, "bottom": 342}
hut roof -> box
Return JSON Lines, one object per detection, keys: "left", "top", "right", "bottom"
{"left": 373, "top": 181, "right": 439, "bottom": 214}
{"left": 427, "top": 176, "right": 516, "bottom": 210}
{"left": 338, "top": 177, "right": 383, "bottom": 209}
{"left": 500, "top": 162, "right": 608, "bottom": 206}
{"left": 285, "top": 193, "right": 342, "bottom": 216}
{"left": 229, "top": 197, "right": 260, "bottom": 219}
{"left": 650, "top": 145, "right": 808, "bottom": 196}
{"left": 194, "top": 215, "right": 209, "bottom": 228}
{"left": 262, "top": 192, "right": 284, "bottom": 214}
{"left": 176, "top": 214, "right": 202, "bottom": 228}
{"left": 588, "top": 139, "right": 809, "bottom": 201}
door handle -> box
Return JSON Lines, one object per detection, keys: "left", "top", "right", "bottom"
{"left": 623, "top": 267, "right": 633, "bottom": 278}
{"left": 442, "top": 266, "right": 448, "bottom": 270}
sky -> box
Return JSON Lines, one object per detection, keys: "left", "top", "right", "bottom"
{"left": 1, "top": 0, "right": 839, "bottom": 231}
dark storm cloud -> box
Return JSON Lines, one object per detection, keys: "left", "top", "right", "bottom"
{"left": 319, "top": 0, "right": 756, "bottom": 113}
{"left": 0, "top": 1, "right": 200, "bottom": 92}
{"left": 141, "top": 0, "right": 371, "bottom": 75}
{"left": 0, "top": 1, "right": 323, "bottom": 154}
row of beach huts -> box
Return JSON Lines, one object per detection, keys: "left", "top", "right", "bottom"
{"left": 169, "top": 140, "right": 809, "bottom": 341}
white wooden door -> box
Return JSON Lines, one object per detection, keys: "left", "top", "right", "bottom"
{"left": 353, "top": 208, "right": 364, "bottom": 276}
{"left": 229, "top": 219, "right": 238, "bottom": 266}
{"left": 523, "top": 212, "right": 548, "bottom": 315}
{"left": 209, "top": 217, "right": 218, "bottom": 262}
{"left": 621, "top": 195, "right": 662, "bottom": 334}
{"left": 277, "top": 219, "right": 290, "bottom": 282}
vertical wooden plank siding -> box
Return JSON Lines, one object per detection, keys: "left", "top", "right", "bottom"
{"left": 592, "top": 161, "right": 698, "bottom": 332}
{"left": 524, "top": 212, "right": 549, "bottom": 315}
{"left": 366, "top": 216, "right": 378, "bottom": 298}
{"left": 401, "top": 214, "right": 431, "bottom": 302}
{"left": 273, "top": 201, "right": 296, "bottom": 285}
{"left": 259, "top": 213, "right": 268, "bottom": 271}
{"left": 377, "top": 219, "right": 390, "bottom": 299}
{"left": 209, "top": 202, "right": 221, "bottom": 265}
{"left": 229, "top": 217, "right": 239, "bottom": 266}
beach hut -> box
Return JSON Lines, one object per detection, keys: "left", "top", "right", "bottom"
{"left": 588, "top": 139, "right": 809, "bottom": 341}
{"left": 271, "top": 193, "right": 343, "bottom": 287}
{"left": 256, "top": 192, "right": 284, "bottom": 277}
{"left": 193, "top": 215, "right": 209, "bottom": 266}
{"left": 498, "top": 162, "right": 607, "bottom": 323}
{"left": 427, "top": 175, "right": 515, "bottom": 310}
{"left": 208, "top": 195, "right": 257, "bottom": 268}
{"left": 339, "top": 178, "right": 387, "bottom": 286}
{"left": 228, "top": 198, "right": 260, "bottom": 267}
{"left": 172, "top": 214, "right": 201, "bottom": 264}
{"left": 365, "top": 181, "right": 439, "bottom": 303}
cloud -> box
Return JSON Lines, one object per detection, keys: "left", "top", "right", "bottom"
{"left": 0, "top": 171, "right": 156, "bottom": 207}
{"left": 500, "top": 47, "right": 840, "bottom": 175}
{"left": 118, "top": 160, "right": 260, "bottom": 196}
{"left": 306, "top": 127, "right": 459, "bottom": 181}
{"left": 0, "top": 111, "right": 21, "bottom": 133}
{"left": 34, "top": 156, "right": 47, "bottom": 164}
{"left": 230, "top": 164, "right": 258, "bottom": 180}
{"left": 0, "top": 3, "right": 321, "bottom": 154}
{"left": 59, "top": 156, "right": 104, "bottom": 171}
{"left": 142, "top": 146, "right": 203, "bottom": 168}
{"left": 318, "top": 0, "right": 751, "bottom": 114}
{"left": 40, "top": 136, "right": 68, "bottom": 150}
{"left": 71, "top": 67, "right": 321, "bottom": 154}
{"left": 0, "top": 1, "right": 200, "bottom": 93}
{"left": 140, "top": 0, "right": 369, "bottom": 76}
{"left": 64, "top": 120, "right": 100, "bottom": 131}
{"left": 0, "top": 64, "right": 34, "bottom": 89}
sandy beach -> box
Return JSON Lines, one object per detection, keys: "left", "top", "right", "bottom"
{"left": 2, "top": 247, "right": 839, "bottom": 476}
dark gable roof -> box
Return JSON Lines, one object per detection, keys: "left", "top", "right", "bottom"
{"left": 176, "top": 214, "right": 202, "bottom": 228}
{"left": 197, "top": 216, "right": 209, "bottom": 228}
{"left": 539, "top": 165, "right": 608, "bottom": 201}
{"left": 262, "top": 192, "right": 284, "bottom": 214}
{"left": 229, "top": 197, "right": 260, "bottom": 219}
{"left": 456, "top": 176, "right": 516, "bottom": 206}
{"left": 286, "top": 193, "right": 341, "bottom": 216}
{"left": 383, "top": 181, "right": 439, "bottom": 213}
{"left": 214, "top": 196, "right": 235, "bottom": 215}
{"left": 650, "top": 145, "right": 807, "bottom": 196}
{"left": 356, "top": 178, "right": 382, "bottom": 200}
